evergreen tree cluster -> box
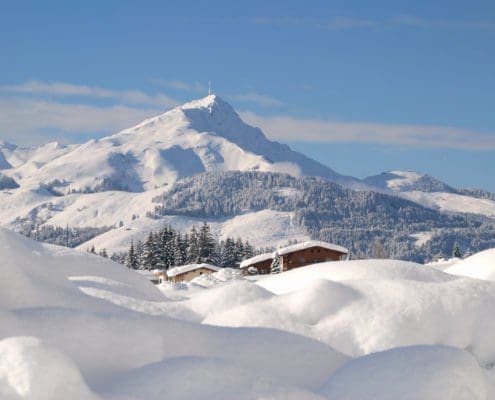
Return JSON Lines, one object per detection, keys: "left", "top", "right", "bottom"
{"left": 122, "top": 222, "right": 256, "bottom": 270}
{"left": 15, "top": 222, "right": 111, "bottom": 248}
{"left": 150, "top": 171, "right": 495, "bottom": 263}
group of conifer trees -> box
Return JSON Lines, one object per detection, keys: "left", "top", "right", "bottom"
{"left": 123, "top": 222, "right": 256, "bottom": 270}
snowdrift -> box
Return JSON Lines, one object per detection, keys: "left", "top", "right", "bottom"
{"left": 2, "top": 229, "right": 495, "bottom": 399}
{"left": 320, "top": 345, "right": 488, "bottom": 400}
{"left": 446, "top": 248, "right": 495, "bottom": 281}
{"left": 0, "top": 230, "right": 348, "bottom": 399}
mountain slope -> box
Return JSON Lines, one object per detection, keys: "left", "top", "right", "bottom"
{"left": 1, "top": 95, "right": 361, "bottom": 193}
{"left": 365, "top": 170, "right": 495, "bottom": 218}
{"left": 149, "top": 171, "right": 495, "bottom": 262}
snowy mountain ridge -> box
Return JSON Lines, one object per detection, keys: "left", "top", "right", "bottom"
{"left": 364, "top": 170, "right": 456, "bottom": 193}
{"left": 1, "top": 95, "right": 494, "bottom": 259}
{"left": 0, "top": 94, "right": 361, "bottom": 193}
{"left": 365, "top": 170, "right": 495, "bottom": 217}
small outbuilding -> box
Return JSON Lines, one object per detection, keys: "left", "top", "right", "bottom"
{"left": 165, "top": 263, "right": 221, "bottom": 283}
{"left": 239, "top": 252, "right": 274, "bottom": 275}
{"left": 240, "top": 240, "right": 348, "bottom": 275}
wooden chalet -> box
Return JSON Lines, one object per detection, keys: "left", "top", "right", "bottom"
{"left": 240, "top": 240, "right": 348, "bottom": 275}
{"left": 164, "top": 263, "right": 221, "bottom": 283}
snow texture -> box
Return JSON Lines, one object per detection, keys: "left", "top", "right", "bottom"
{"left": 3, "top": 228, "right": 495, "bottom": 398}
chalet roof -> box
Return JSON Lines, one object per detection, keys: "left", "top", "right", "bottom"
{"left": 166, "top": 263, "right": 221, "bottom": 278}
{"left": 276, "top": 240, "right": 348, "bottom": 256}
{"left": 240, "top": 241, "right": 348, "bottom": 269}
{"left": 239, "top": 252, "right": 274, "bottom": 269}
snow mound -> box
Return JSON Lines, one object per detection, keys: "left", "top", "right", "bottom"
{"left": 0, "top": 229, "right": 164, "bottom": 310}
{"left": 256, "top": 259, "right": 454, "bottom": 295}
{"left": 320, "top": 345, "right": 487, "bottom": 400}
{"left": 189, "top": 267, "right": 244, "bottom": 287}
{"left": 186, "top": 280, "right": 274, "bottom": 318}
{"left": 0, "top": 336, "right": 100, "bottom": 400}
{"left": 189, "top": 259, "right": 495, "bottom": 365}
{"left": 446, "top": 248, "right": 495, "bottom": 281}
{"left": 105, "top": 356, "right": 325, "bottom": 400}
{"left": 0, "top": 230, "right": 350, "bottom": 398}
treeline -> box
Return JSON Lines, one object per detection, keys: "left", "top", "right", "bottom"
{"left": 15, "top": 222, "right": 111, "bottom": 248}
{"left": 120, "top": 222, "right": 256, "bottom": 270}
{"left": 149, "top": 171, "right": 495, "bottom": 262}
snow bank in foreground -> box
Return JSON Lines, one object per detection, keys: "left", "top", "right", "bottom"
{"left": 320, "top": 345, "right": 487, "bottom": 400}
{"left": 255, "top": 259, "right": 455, "bottom": 295}
{"left": 3, "top": 228, "right": 495, "bottom": 399}
{"left": 0, "top": 229, "right": 348, "bottom": 398}
{"left": 0, "top": 337, "right": 100, "bottom": 400}
{"left": 446, "top": 248, "right": 495, "bottom": 281}
{"left": 176, "top": 260, "right": 495, "bottom": 368}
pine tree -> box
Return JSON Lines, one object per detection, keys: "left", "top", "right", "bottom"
{"left": 221, "top": 237, "right": 236, "bottom": 268}
{"left": 188, "top": 227, "right": 200, "bottom": 263}
{"left": 173, "top": 233, "right": 186, "bottom": 266}
{"left": 233, "top": 238, "right": 245, "bottom": 267}
{"left": 125, "top": 241, "right": 138, "bottom": 269}
{"left": 453, "top": 243, "right": 462, "bottom": 258}
{"left": 270, "top": 254, "right": 282, "bottom": 274}
{"left": 243, "top": 241, "right": 254, "bottom": 259}
{"left": 198, "top": 222, "right": 215, "bottom": 263}
{"left": 140, "top": 233, "right": 156, "bottom": 270}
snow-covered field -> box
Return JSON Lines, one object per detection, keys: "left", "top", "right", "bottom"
{"left": 401, "top": 190, "right": 495, "bottom": 218}
{"left": 2, "top": 228, "right": 495, "bottom": 399}
{"left": 78, "top": 209, "right": 309, "bottom": 253}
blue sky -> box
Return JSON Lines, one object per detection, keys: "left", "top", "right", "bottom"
{"left": 1, "top": 0, "right": 494, "bottom": 190}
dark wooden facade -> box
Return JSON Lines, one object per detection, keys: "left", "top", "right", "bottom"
{"left": 245, "top": 258, "right": 273, "bottom": 275}
{"left": 279, "top": 246, "right": 346, "bottom": 272}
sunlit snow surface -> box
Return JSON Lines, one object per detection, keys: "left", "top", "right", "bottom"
{"left": 1, "top": 229, "right": 495, "bottom": 399}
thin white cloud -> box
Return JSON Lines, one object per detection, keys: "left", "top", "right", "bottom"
{"left": 153, "top": 79, "right": 206, "bottom": 93}
{"left": 0, "top": 80, "right": 179, "bottom": 107}
{"left": 0, "top": 97, "right": 161, "bottom": 145}
{"left": 253, "top": 15, "right": 495, "bottom": 32}
{"left": 318, "top": 16, "right": 377, "bottom": 30}
{"left": 253, "top": 16, "right": 376, "bottom": 30}
{"left": 241, "top": 111, "right": 495, "bottom": 150}
{"left": 394, "top": 15, "right": 495, "bottom": 31}
{"left": 230, "top": 92, "right": 283, "bottom": 107}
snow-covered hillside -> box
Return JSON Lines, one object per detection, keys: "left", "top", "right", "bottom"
{"left": 0, "top": 95, "right": 357, "bottom": 253}
{"left": 1, "top": 95, "right": 358, "bottom": 193}
{"left": 365, "top": 170, "right": 495, "bottom": 218}
{"left": 1, "top": 97, "right": 494, "bottom": 258}
{"left": 446, "top": 248, "right": 495, "bottom": 281}
{"left": 2, "top": 230, "right": 495, "bottom": 399}
{"left": 77, "top": 209, "right": 309, "bottom": 253}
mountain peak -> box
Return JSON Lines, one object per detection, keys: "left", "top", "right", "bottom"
{"left": 178, "top": 94, "right": 233, "bottom": 111}
{"left": 364, "top": 170, "right": 455, "bottom": 193}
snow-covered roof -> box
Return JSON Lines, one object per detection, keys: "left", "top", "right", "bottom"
{"left": 276, "top": 241, "right": 348, "bottom": 256}
{"left": 240, "top": 252, "right": 274, "bottom": 269}
{"left": 240, "top": 241, "right": 348, "bottom": 268}
{"left": 135, "top": 270, "right": 162, "bottom": 278}
{"left": 166, "top": 263, "right": 221, "bottom": 278}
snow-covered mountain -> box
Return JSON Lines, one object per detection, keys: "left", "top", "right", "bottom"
{"left": 0, "top": 95, "right": 355, "bottom": 251}
{"left": 1, "top": 95, "right": 360, "bottom": 193}
{"left": 1, "top": 95, "right": 494, "bottom": 258}
{"left": 364, "top": 170, "right": 456, "bottom": 193}
{"left": 365, "top": 170, "right": 495, "bottom": 218}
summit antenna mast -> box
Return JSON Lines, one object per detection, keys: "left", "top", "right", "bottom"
{"left": 208, "top": 80, "right": 212, "bottom": 95}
